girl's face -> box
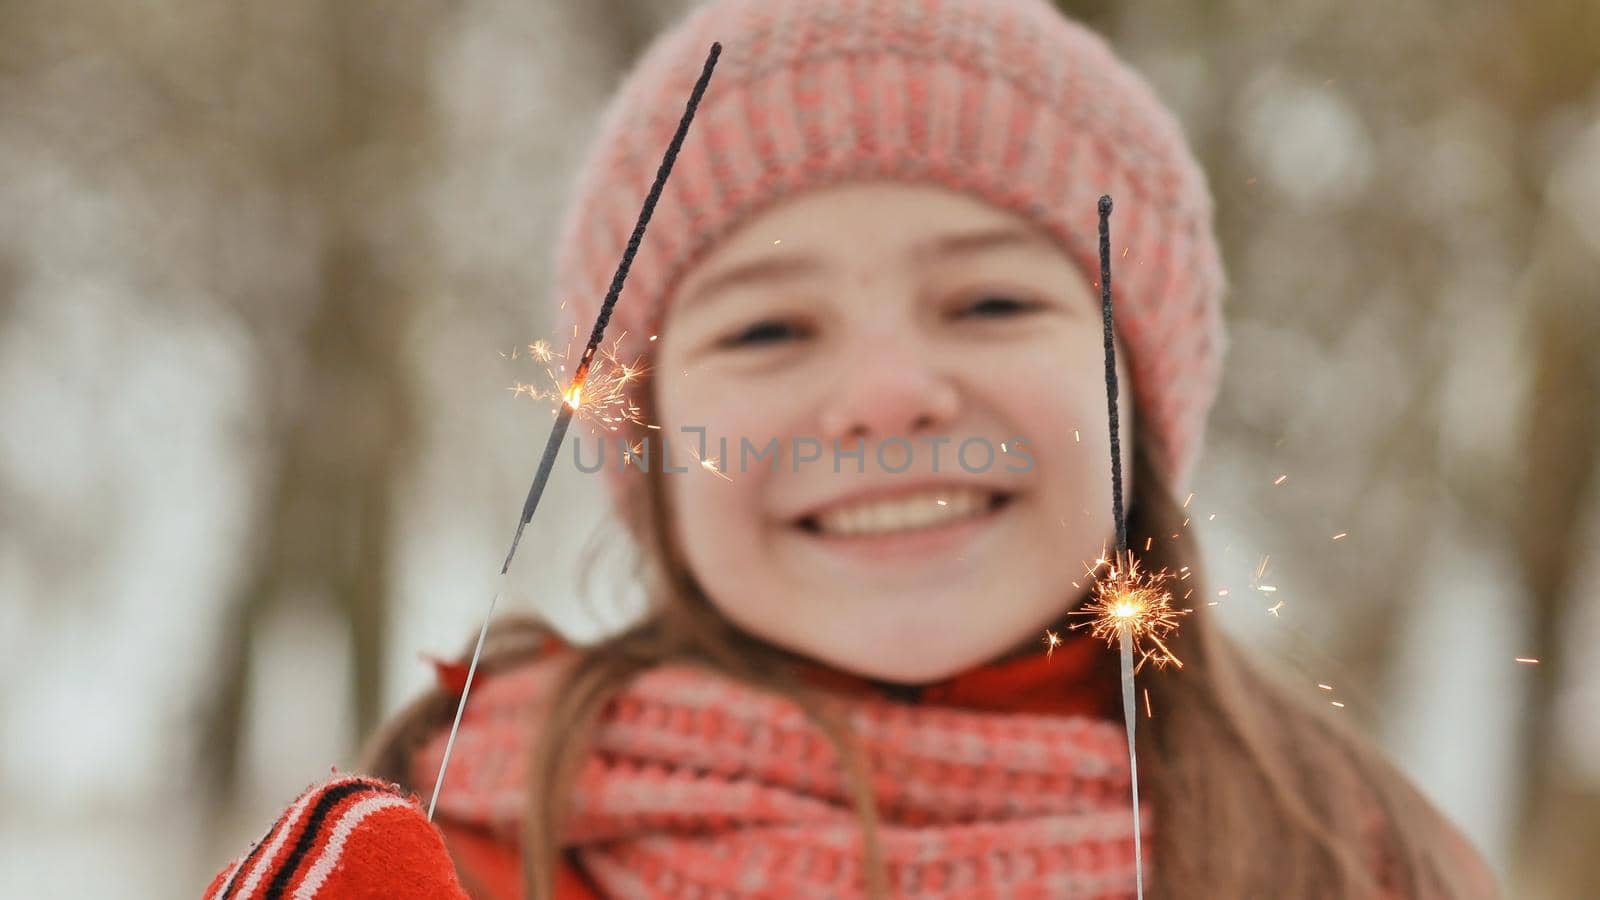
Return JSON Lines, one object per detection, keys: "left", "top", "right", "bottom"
{"left": 652, "top": 182, "right": 1133, "bottom": 684}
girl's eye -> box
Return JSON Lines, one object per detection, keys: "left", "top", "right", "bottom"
{"left": 719, "top": 319, "right": 806, "bottom": 349}
{"left": 957, "top": 294, "right": 1042, "bottom": 319}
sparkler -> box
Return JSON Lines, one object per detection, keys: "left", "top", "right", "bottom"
{"left": 509, "top": 334, "right": 648, "bottom": 432}
{"left": 1076, "top": 195, "right": 1191, "bottom": 898}
{"left": 1072, "top": 552, "right": 1185, "bottom": 675}
{"left": 425, "top": 42, "right": 722, "bottom": 821}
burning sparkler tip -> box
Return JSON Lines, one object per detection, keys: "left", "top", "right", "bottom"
{"left": 1073, "top": 551, "right": 1187, "bottom": 670}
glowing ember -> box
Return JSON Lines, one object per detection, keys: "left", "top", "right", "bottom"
{"left": 1042, "top": 629, "right": 1063, "bottom": 659}
{"left": 510, "top": 333, "right": 646, "bottom": 430}
{"left": 1071, "top": 550, "right": 1189, "bottom": 673}
{"left": 686, "top": 445, "right": 734, "bottom": 482}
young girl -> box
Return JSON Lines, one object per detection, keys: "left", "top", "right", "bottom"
{"left": 204, "top": 0, "right": 1499, "bottom": 897}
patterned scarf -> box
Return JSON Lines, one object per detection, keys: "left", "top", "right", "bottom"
{"left": 412, "top": 635, "right": 1144, "bottom": 898}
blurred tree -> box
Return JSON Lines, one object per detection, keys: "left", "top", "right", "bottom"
{"left": 1511, "top": 219, "right": 1600, "bottom": 899}
{"left": 1473, "top": 4, "right": 1600, "bottom": 896}
{"left": 198, "top": 2, "right": 434, "bottom": 815}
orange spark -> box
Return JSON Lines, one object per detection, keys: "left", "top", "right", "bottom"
{"left": 1042, "top": 629, "right": 1063, "bottom": 659}
{"left": 1250, "top": 555, "right": 1280, "bottom": 602}
{"left": 686, "top": 445, "right": 734, "bottom": 482}
{"left": 1515, "top": 657, "right": 1539, "bottom": 665}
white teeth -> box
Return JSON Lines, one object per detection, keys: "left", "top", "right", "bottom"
{"left": 813, "top": 488, "right": 997, "bottom": 537}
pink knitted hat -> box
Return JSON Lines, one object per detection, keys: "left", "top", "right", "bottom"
{"left": 551, "top": 0, "right": 1227, "bottom": 522}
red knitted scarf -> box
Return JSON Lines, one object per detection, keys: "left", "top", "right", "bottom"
{"left": 412, "top": 635, "right": 1146, "bottom": 897}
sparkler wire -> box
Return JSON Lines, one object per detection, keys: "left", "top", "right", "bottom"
{"left": 427, "top": 586, "right": 498, "bottom": 820}
{"left": 501, "top": 41, "right": 722, "bottom": 574}
{"left": 427, "top": 42, "right": 723, "bottom": 822}
{"left": 501, "top": 405, "right": 575, "bottom": 574}
{"left": 1099, "top": 194, "right": 1144, "bottom": 898}
{"left": 1119, "top": 624, "right": 1144, "bottom": 899}
{"left": 1099, "top": 194, "right": 1126, "bottom": 554}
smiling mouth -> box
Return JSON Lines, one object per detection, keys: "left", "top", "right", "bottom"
{"left": 795, "top": 488, "right": 1013, "bottom": 537}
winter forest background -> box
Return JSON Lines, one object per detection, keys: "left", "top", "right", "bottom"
{"left": 3, "top": 1, "right": 1598, "bottom": 896}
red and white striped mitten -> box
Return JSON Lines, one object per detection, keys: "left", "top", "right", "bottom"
{"left": 203, "top": 775, "right": 470, "bottom": 900}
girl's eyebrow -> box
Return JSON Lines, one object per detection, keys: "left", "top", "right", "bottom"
{"left": 681, "top": 225, "right": 1048, "bottom": 312}
{"left": 682, "top": 255, "right": 824, "bottom": 313}
{"left": 912, "top": 225, "right": 1051, "bottom": 264}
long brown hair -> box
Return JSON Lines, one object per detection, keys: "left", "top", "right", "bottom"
{"left": 362, "top": 425, "right": 1496, "bottom": 899}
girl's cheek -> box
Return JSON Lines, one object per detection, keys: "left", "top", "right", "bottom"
{"left": 982, "top": 347, "right": 1087, "bottom": 413}
{"left": 702, "top": 365, "right": 821, "bottom": 435}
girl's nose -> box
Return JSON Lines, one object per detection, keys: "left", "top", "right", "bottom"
{"left": 816, "top": 344, "right": 961, "bottom": 442}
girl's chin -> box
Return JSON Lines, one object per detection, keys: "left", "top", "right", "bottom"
{"left": 814, "top": 609, "right": 1031, "bottom": 682}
